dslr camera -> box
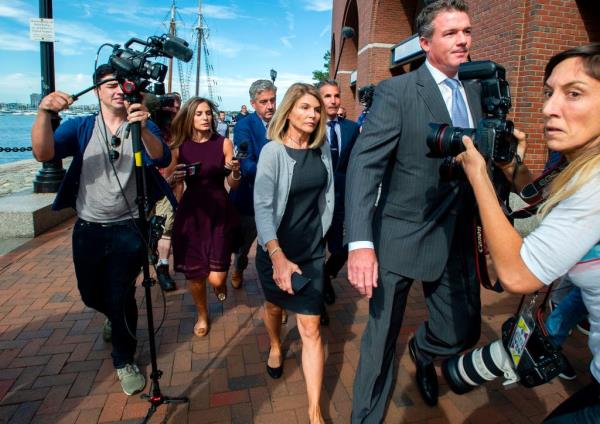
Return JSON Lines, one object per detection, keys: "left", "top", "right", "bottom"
{"left": 442, "top": 301, "right": 565, "bottom": 394}
{"left": 427, "top": 60, "right": 517, "bottom": 180}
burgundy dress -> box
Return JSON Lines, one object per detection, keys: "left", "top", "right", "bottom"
{"left": 173, "top": 134, "right": 238, "bottom": 279}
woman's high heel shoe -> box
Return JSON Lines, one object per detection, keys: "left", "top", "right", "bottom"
{"left": 266, "top": 349, "right": 283, "bottom": 379}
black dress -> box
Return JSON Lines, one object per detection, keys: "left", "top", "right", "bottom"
{"left": 256, "top": 146, "right": 327, "bottom": 315}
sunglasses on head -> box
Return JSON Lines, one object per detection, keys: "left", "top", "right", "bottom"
{"left": 109, "top": 135, "right": 121, "bottom": 162}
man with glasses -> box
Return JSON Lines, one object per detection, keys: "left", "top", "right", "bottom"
{"left": 31, "top": 63, "right": 171, "bottom": 396}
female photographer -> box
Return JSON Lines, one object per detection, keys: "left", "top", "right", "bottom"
{"left": 169, "top": 97, "right": 240, "bottom": 337}
{"left": 254, "top": 83, "right": 333, "bottom": 424}
{"left": 457, "top": 44, "right": 600, "bottom": 423}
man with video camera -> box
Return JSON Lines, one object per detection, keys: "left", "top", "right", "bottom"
{"left": 345, "top": 0, "right": 484, "bottom": 420}
{"left": 31, "top": 63, "right": 171, "bottom": 396}
{"left": 146, "top": 92, "right": 182, "bottom": 292}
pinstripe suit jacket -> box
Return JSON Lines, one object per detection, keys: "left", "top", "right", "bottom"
{"left": 344, "top": 64, "right": 483, "bottom": 282}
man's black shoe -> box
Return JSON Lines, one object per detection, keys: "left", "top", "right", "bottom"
{"left": 320, "top": 308, "right": 330, "bottom": 326}
{"left": 409, "top": 338, "right": 438, "bottom": 406}
{"left": 323, "top": 274, "right": 336, "bottom": 305}
{"left": 157, "top": 264, "right": 177, "bottom": 292}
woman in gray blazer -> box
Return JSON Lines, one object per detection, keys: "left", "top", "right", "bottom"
{"left": 254, "top": 83, "right": 334, "bottom": 424}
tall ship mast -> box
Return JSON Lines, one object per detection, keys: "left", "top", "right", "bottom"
{"left": 167, "top": 1, "right": 176, "bottom": 93}
{"left": 195, "top": 0, "right": 203, "bottom": 97}
{"left": 163, "top": 0, "right": 220, "bottom": 105}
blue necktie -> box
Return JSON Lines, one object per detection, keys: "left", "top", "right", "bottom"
{"left": 328, "top": 120, "right": 339, "bottom": 169}
{"left": 444, "top": 78, "right": 470, "bottom": 128}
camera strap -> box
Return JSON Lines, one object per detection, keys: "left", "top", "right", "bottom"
{"left": 472, "top": 214, "right": 504, "bottom": 293}
{"left": 510, "top": 157, "right": 567, "bottom": 219}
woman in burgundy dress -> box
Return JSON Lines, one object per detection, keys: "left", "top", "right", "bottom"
{"left": 169, "top": 97, "right": 240, "bottom": 337}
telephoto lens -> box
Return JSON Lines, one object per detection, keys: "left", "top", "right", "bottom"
{"left": 442, "top": 339, "right": 519, "bottom": 394}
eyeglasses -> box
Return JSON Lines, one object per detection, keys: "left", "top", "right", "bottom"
{"left": 109, "top": 135, "right": 121, "bottom": 162}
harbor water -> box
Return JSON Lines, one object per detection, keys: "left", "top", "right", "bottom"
{"left": 0, "top": 114, "right": 37, "bottom": 165}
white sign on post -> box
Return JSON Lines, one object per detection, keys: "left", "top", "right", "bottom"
{"left": 30, "top": 18, "right": 55, "bottom": 42}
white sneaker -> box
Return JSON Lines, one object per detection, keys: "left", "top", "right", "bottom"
{"left": 117, "top": 363, "right": 146, "bottom": 396}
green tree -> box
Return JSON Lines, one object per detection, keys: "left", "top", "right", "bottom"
{"left": 312, "top": 50, "right": 330, "bottom": 82}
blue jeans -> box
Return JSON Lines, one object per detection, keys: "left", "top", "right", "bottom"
{"left": 72, "top": 218, "right": 144, "bottom": 368}
{"left": 545, "top": 286, "right": 588, "bottom": 347}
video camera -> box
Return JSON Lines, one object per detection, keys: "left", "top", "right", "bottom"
{"left": 426, "top": 60, "right": 517, "bottom": 182}
{"left": 145, "top": 93, "right": 181, "bottom": 130}
{"left": 108, "top": 34, "right": 193, "bottom": 103}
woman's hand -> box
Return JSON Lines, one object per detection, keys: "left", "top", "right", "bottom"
{"left": 270, "top": 251, "right": 301, "bottom": 295}
{"left": 169, "top": 163, "right": 187, "bottom": 185}
{"left": 225, "top": 158, "right": 241, "bottom": 177}
{"left": 456, "top": 135, "right": 488, "bottom": 184}
{"left": 495, "top": 128, "right": 527, "bottom": 177}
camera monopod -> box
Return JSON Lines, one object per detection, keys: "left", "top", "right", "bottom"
{"left": 119, "top": 78, "right": 188, "bottom": 423}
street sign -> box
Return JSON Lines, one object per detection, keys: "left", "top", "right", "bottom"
{"left": 30, "top": 18, "right": 55, "bottom": 42}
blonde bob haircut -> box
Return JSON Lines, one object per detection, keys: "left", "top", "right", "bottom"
{"left": 267, "top": 83, "right": 327, "bottom": 149}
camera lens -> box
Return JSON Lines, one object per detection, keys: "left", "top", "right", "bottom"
{"left": 426, "top": 123, "right": 475, "bottom": 158}
{"left": 442, "top": 339, "right": 515, "bottom": 394}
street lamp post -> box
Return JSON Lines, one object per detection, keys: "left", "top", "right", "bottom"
{"left": 33, "top": 0, "right": 65, "bottom": 193}
{"left": 270, "top": 69, "right": 277, "bottom": 83}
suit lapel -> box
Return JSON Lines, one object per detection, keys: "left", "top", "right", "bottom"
{"left": 416, "top": 66, "right": 452, "bottom": 125}
{"left": 253, "top": 114, "right": 268, "bottom": 148}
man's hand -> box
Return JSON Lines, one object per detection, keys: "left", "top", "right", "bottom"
{"left": 347, "top": 248, "right": 379, "bottom": 298}
{"left": 38, "top": 91, "right": 73, "bottom": 113}
{"left": 127, "top": 102, "right": 151, "bottom": 128}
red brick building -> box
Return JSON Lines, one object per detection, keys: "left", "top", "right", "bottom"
{"left": 331, "top": 0, "right": 600, "bottom": 171}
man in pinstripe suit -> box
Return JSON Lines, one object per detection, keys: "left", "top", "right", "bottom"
{"left": 345, "top": 1, "right": 483, "bottom": 421}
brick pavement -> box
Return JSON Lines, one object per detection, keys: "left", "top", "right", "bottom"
{"left": 0, "top": 218, "right": 592, "bottom": 423}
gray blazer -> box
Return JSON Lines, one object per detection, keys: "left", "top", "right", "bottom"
{"left": 345, "top": 64, "right": 483, "bottom": 281}
{"left": 254, "top": 141, "right": 335, "bottom": 250}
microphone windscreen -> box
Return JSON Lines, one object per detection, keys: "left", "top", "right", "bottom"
{"left": 163, "top": 37, "right": 193, "bottom": 62}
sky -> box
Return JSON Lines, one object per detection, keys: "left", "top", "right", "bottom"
{"left": 0, "top": 0, "right": 332, "bottom": 111}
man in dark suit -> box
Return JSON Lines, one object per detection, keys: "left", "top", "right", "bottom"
{"left": 345, "top": 1, "right": 483, "bottom": 421}
{"left": 317, "top": 80, "right": 360, "bottom": 326}
{"left": 230, "top": 80, "right": 276, "bottom": 288}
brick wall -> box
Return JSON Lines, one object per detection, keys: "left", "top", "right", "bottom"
{"left": 331, "top": 0, "right": 599, "bottom": 172}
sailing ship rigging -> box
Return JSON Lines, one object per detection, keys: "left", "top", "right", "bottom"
{"left": 163, "top": 0, "right": 221, "bottom": 105}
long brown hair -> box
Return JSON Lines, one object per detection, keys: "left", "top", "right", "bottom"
{"left": 539, "top": 44, "right": 600, "bottom": 217}
{"left": 169, "top": 97, "right": 218, "bottom": 149}
{"left": 267, "top": 83, "right": 327, "bottom": 149}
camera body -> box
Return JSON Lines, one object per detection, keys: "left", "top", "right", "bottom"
{"left": 148, "top": 214, "right": 166, "bottom": 265}
{"left": 427, "top": 61, "right": 517, "bottom": 180}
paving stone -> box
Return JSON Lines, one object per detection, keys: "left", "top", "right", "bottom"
{"left": 0, "top": 218, "right": 594, "bottom": 423}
